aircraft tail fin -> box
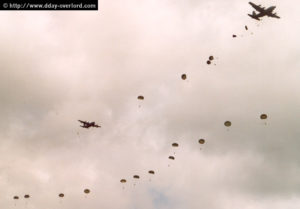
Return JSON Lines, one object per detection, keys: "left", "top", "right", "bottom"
{"left": 270, "top": 12, "right": 280, "bottom": 18}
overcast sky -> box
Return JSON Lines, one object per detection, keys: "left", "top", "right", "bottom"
{"left": 1, "top": 0, "right": 300, "bottom": 208}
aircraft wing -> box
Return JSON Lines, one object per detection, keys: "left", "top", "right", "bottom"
{"left": 248, "top": 11, "right": 265, "bottom": 20}
{"left": 78, "top": 120, "right": 88, "bottom": 125}
{"left": 94, "top": 124, "right": 101, "bottom": 128}
{"left": 249, "top": 2, "right": 265, "bottom": 12}
{"left": 248, "top": 14, "right": 260, "bottom": 20}
{"left": 268, "top": 13, "right": 280, "bottom": 18}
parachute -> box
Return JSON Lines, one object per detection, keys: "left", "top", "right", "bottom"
{"left": 133, "top": 175, "right": 140, "bottom": 186}
{"left": 24, "top": 194, "right": 30, "bottom": 198}
{"left": 169, "top": 156, "right": 175, "bottom": 160}
{"left": 13, "top": 195, "right": 19, "bottom": 207}
{"left": 172, "top": 143, "right": 179, "bottom": 147}
{"left": 209, "top": 56, "right": 214, "bottom": 61}
{"left": 168, "top": 156, "right": 175, "bottom": 167}
{"left": 198, "top": 139, "right": 205, "bottom": 144}
{"left": 120, "top": 179, "right": 127, "bottom": 189}
{"left": 224, "top": 121, "right": 231, "bottom": 127}
{"left": 206, "top": 60, "right": 211, "bottom": 65}
{"left": 172, "top": 142, "right": 179, "bottom": 154}
{"left": 148, "top": 170, "right": 155, "bottom": 181}
{"left": 181, "top": 74, "right": 187, "bottom": 80}
{"left": 84, "top": 189, "right": 90, "bottom": 194}
{"left": 137, "top": 96, "right": 144, "bottom": 100}
{"left": 260, "top": 114, "right": 267, "bottom": 119}
{"left": 133, "top": 175, "right": 140, "bottom": 179}
{"left": 58, "top": 193, "right": 65, "bottom": 204}
{"left": 148, "top": 170, "right": 155, "bottom": 174}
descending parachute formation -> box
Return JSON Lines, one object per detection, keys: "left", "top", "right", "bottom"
{"left": 7, "top": 2, "right": 276, "bottom": 204}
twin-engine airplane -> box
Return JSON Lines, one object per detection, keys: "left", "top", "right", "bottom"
{"left": 78, "top": 120, "right": 101, "bottom": 128}
{"left": 248, "top": 2, "right": 280, "bottom": 20}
